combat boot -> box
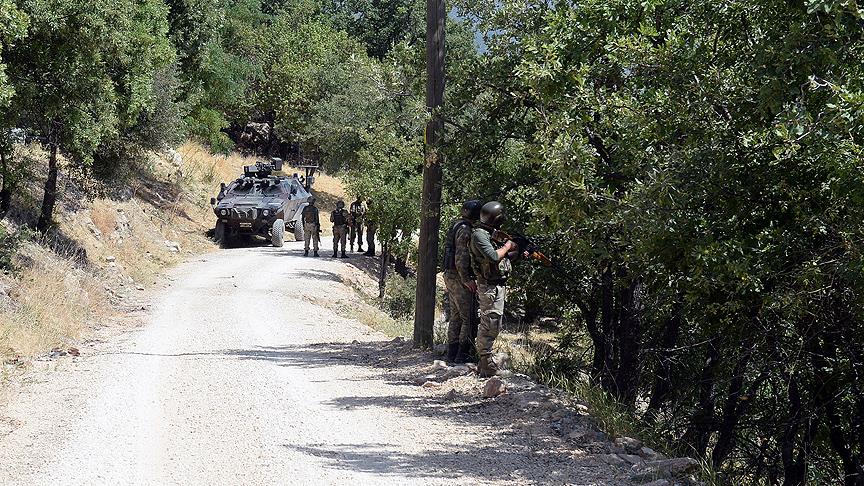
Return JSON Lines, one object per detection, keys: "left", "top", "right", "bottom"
{"left": 454, "top": 342, "right": 473, "bottom": 364}
{"left": 358, "top": 246, "right": 364, "bottom": 253}
{"left": 446, "top": 343, "right": 459, "bottom": 364}
{"left": 350, "top": 243, "right": 354, "bottom": 252}
{"left": 477, "top": 355, "right": 500, "bottom": 378}
{"left": 313, "top": 251, "right": 319, "bottom": 257}
{"left": 304, "top": 250, "right": 309, "bottom": 257}
{"left": 341, "top": 251, "right": 348, "bottom": 258}
{"left": 333, "top": 251, "right": 338, "bottom": 258}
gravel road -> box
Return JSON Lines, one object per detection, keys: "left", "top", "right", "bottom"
{"left": 0, "top": 243, "right": 628, "bottom": 485}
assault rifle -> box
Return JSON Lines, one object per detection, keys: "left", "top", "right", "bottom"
{"left": 490, "top": 229, "right": 553, "bottom": 267}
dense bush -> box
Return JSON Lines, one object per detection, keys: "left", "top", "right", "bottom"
{"left": 381, "top": 274, "right": 416, "bottom": 319}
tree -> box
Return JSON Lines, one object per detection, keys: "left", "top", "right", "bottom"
{"left": 5, "top": 0, "right": 173, "bottom": 232}
{"left": 0, "top": 0, "right": 28, "bottom": 215}
{"left": 447, "top": 0, "right": 864, "bottom": 482}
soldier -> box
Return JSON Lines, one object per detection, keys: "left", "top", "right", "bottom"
{"left": 302, "top": 196, "right": 320, "bottom": 257}
{"left": 349, "top": 196, "right": 366, "bottom": 253}
{"left": 469, "top": 201, "right": 523, "bottom": 377}
{"left": 330, "top": 200, "right": 350, "bottom": 258}
{"left": 443, "top": 200, "right": 482, "bottom": 363}
{"left": 363, "top": 199, "right": 377, "bottom": 256}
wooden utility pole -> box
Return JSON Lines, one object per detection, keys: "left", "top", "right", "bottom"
{"left": 413, "top": 0, "right": 446, "bottom": 348}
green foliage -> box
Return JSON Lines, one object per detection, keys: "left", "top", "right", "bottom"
{"left": 324, "top": 0, "right": 425, "bottom": 59}
{"left": 381, "top": 274, "right": 416, "bottom": 319}
{"left": 6, "top": 0, "right": 174, "bottom": 165}
{"left": 0, "top": 224, "right": 22, "bottom": 272}
{"left": 448, "top": 0, "right": 864, "bottom": 483}
{"left": 0, "top": 0, "right": 28, "bottom": 109}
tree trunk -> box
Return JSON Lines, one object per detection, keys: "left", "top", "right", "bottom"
{"left": 412, "top": 0, "right": 446, "bottom": 349}
{"left": 613, "top": 276, "right": 642, "bottom": 408}
{"left": 595, "top": 265, "right": 616, "bottom": 393}
{"left": 781, "top": 378, "right": 812, "bottom": 486}
{"left": 682, "top": 340, "right": 721, "bottom": 456}
{"left": 646, "top": 302, "right": 682, "bottom": 422}
{"left": 0, "top": 149, "right": 10, "bottom": 217}
{"left": 711, "top": 350, "right": 751, "bottom": 469}
{"left": 378, "top": 242, "right": 390, "bottom": 300}
{"left": 37, "top": 127, "right": 59, "bottom": 234}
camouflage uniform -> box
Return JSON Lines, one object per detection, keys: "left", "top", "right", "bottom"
{"left": 443, "top": 219, "right": 476, "bottom": 360}
{"left": 469, "top": 226, "right": 512, "bottom": 374}
{"left": 349, "top": 200, "right": 365, "bottom": 252}
{"left": 331, "top": 208, "right": 349, "bottom": 256}
{"left": 364, "top": 214, "right": 377, "bottom": 256}
{"left": 302, "top": 204, "right": 320, "bottom": 253}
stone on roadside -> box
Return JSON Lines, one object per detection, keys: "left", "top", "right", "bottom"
{"left": 600, "top": 453, "right": 627, "bottom": 467}
{"left": 413, "top": 374, "right": 439, "bottom": 386}
{"left": 164, "top": 240, "right": 181, "bottom": 253}
{"left": 482, "top": 377, "right": 506, "bottom": 398}
{"left": 492, "top": 352, "right": 512, "bottom": 370}
{"left": 421, "top": 381, "right": 440, "bottom": 389}
{"left": 618, "top": 454, "right": 643, "bottom": 465}
{"left": 630, "top": 457, "right": 700, "bottom": 482}
{"left": 574, "top": 403, "right": 589, "bottom": 414}
{"left": 432, "top": 359, "right": 448, "bottom": 371}
{"left": 640, "top": 446, "right": 660, "bottom": 459}
{"left": 640, "top": 480, "right": 671, "bottom": 486}
{"left": 567, "top": 427, "right": 600, "bottom": 442}
{"left": 105, "top": 255, "right": 115, "bottom": 263}
{"left": 614, "top": 436, "right": 643, "bottom": 454}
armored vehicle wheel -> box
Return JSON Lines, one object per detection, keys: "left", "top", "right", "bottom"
{"left": 215, "top": 221, "right": 229, "bottom": 248}
{"left": 293, "top": 221, "right": 304, "bottom": 242}
{"left": 271, "top": 219, "right": 285, "bottom": 247}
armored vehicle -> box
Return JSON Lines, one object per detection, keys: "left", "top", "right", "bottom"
{"left": 210, "top": 161, "right": 310, "bottom": 248}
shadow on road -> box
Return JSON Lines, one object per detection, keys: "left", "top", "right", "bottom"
{"left": 112, "top": 341, "right": 623, "bottom": 484}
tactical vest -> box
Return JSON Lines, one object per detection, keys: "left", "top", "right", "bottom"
{"left": 302, "top": 205, "right": 319, "bottom": 225}
{"left": 470, "top": 227, "right": 512, "bottom": 284}
{"left": 332, "top": 209, "right": 348, "bottom": 226}
{"left": 443, "top": 219, "right": 471, "bottom": 273}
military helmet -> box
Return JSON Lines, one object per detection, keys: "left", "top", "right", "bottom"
{"left": 336, "top": 200, "right": 345, "bottom": 209}
{"left": 479, "top": 201, "right": 505, "bottom": 228}
{"left": 461, "top": 200, "right": 482, "bottom": 222}
{"left": 307, "top": 196, "right": 316, "bottom": 204}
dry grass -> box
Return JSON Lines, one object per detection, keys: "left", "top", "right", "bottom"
{"left": 0, "top": 142, "right": 284, "bottom": 364}
{"left": 0, "top": 243, "right": 111, "bottom": 359}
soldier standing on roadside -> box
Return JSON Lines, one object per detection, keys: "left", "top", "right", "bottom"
{"left": 470, "top": 201, "right": 524, "bottom": 377}
{"left": 443, "top": 200, "right": 482, "bottom": 363}
{"left": 302, "top": 196, "right": 320, "bottom": 257}
{"left": 331, "top": 200, "right": 349, "bottom": 258}
{"left": 363, "top": 199, "right": 377, "bottom": 256}
{"left": 349, "top": 196, "right": 366, "bottom": 253}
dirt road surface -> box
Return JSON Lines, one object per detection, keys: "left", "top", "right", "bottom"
{"left": 0, "top": 243, "right": 629, "bottom": 485}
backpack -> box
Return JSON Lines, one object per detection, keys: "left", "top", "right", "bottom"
{"left": 443, "top": 219, "right": 470, "bottom": 272}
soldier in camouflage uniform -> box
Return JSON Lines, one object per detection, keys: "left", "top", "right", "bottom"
{"left": 349, "top": 196, "right": 366, "bottom": 253}
{"left": 302, "top": 196, "right": 320, "bottom": 257}
{"left": 363, "top": 199, "right": 377, "bottom": 256}
{"left": 442, "top": 200, "right": 482, "bottom": 363}
{"left": 469, "top": 201, "right": 522, "bottom": 377}
{"left": 330, "top": 200, "right": 349, "bottom": 258}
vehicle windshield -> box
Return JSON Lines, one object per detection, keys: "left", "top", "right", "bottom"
{"left": 224, "top": 177, "right": 309, "bottom": 199}
{"left": 289, "top": 178, "right": 310, "bottom": 199}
